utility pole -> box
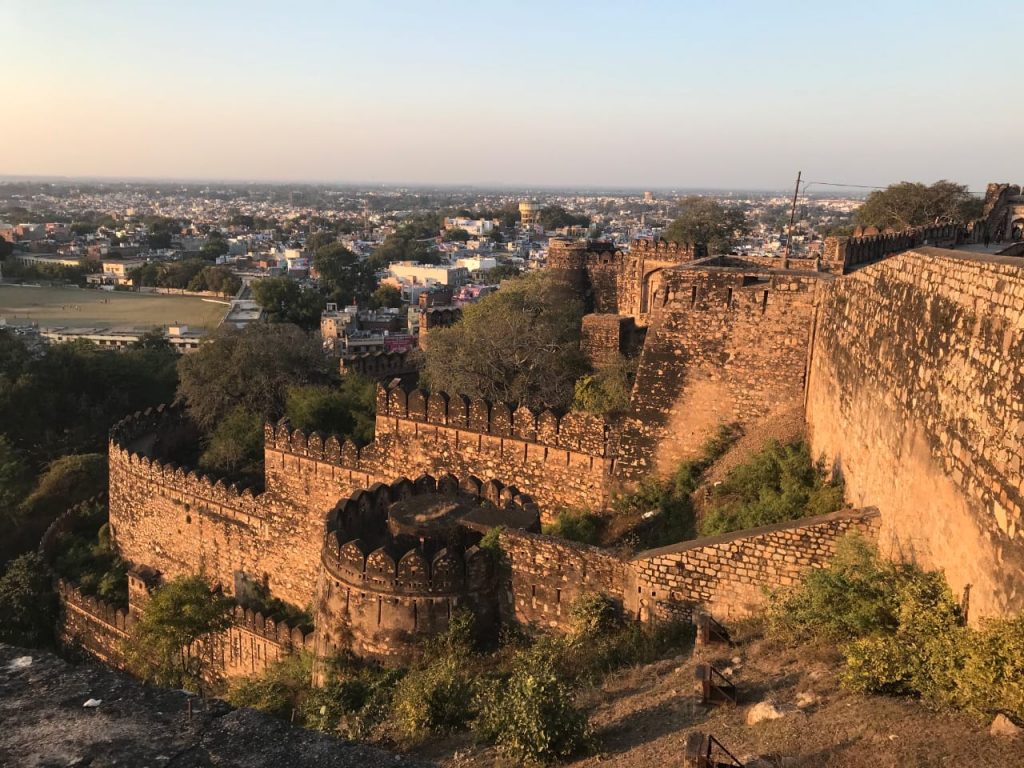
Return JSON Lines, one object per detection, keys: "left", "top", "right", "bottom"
{"left": 783, "top": 170, "right": 802, "bottom": 262}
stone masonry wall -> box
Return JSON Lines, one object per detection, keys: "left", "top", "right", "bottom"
{"left": 616, "top": 267, "right": 821, "bottom": 478}
{"left": 57, "top": 580, "right": 133, "bottom": 666}
{"left": 371, "top": 386, "right": 616, "bottom": 520}
{"left": 806, "top": 247, "right": 1024, "bottom": 619}
{"left": 498, "top": 529, "right": 636, "bottom": 631}
{"left": 630, "top": 508, "right": 880, "bottom": 622}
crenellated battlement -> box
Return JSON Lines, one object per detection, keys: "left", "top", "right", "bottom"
{"left": 230, "top": 604, "right": 314, "bottom": 650}
{"left": 630, "top": 238, "right": 707, "bottom": 260}
{"left": 377, "top": 384, "right": 617, "bottom": 458}
{"left": 822, "top": 222, "right": 970, "bottom": 274}
{"left": 264, "top": 420, "right": 372, "bottom": 470}
{"left": 321, "top": 473, "right": 535, "bottom": 596}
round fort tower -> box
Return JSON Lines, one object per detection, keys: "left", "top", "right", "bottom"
{"left": 314, "top": 474, "right": 539, "bottom": 667}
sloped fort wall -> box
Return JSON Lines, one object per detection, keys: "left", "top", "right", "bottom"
{"left": 806, "top": 248, "right": 1024, "bottom": 619}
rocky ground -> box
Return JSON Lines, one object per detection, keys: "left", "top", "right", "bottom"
{"left": 6, "top": 632, "right": 1023, "bottom": 768}
{"left": 0, "top": 644, "right": 427, "bottom": 768}
{"left": 417, "top": 625, "right": 1024, "bottom": 767}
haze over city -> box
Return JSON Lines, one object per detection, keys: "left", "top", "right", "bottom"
{"left": 4, "top": 0, "right": 1020, "bottom": 190}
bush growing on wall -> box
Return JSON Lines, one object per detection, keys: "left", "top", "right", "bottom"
{"left": 699, "top": 440, "right": 843, "bottom": 536}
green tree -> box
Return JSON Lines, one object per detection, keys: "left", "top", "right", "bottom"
{"left": 0, "top": 436, "right": 29, "bottom": 526}
{"left": 662, "top": 196, "right": 747, "bottom": 254}
{"left": 188, "top": 265, "right": 241, "bottom": 296}
{"left": 369, "top": 224, "right": 442, "bottom": 270}
{"left": 539, "top": 205, "right": 590, "bottom": 231}
{"left": 285, "top": 375, "right": 376, "bottom": 444}
{"left": 312, "top": 243, "right": 376, "bottom": 303}
{"left": 368, "top": 283, "right": 402, "bottom": 309}
{"left": 198, "top": 406, "right": 264, "bottom": 477}
{"left": 251, "top": 277, "right": 323, "bottom": 329}
{"left": 124, "top": 575, "right": 234, "bottom": 689}
{"left": 176, "top": 323, "right": 327, "bottom": 431}
{"left": 0, "top": 552, "right": 57, "bottom": 648}
{"left": 200, "top": 235, "right": 230, "bottom": 259}
{"left": 699, "top": 440, "right": 843, "bottom": 536}
{"left": 443, "top": 228, "right": 471, "bottom": 243}
{"left": 854, "top": 180, "right": 983, "bottom": 230}
{"left": 421, "top": 271, "right": 587, "bottom": 409}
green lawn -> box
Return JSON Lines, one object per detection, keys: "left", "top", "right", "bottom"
{"left": 0, "top": 285, "right": 228, "bottom": 330}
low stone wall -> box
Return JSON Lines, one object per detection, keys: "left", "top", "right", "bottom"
{"left": 57, "top": 580, "right": 133, "bottom": 665}
{"left": 499, "top": 529, "right": 635, "bottom": 631}
{"left": 630, "top": 508, "right": 880, "bottom": 622}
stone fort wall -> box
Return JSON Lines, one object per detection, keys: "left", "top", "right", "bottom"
{"left": 630, "top": 508, "right": 880, "bottom": 622}
{"left": 806, "top": 247, "right": 1024, "bottom": 620}
{"left": 616, "top": 267, "right": 822, "bottom": 478}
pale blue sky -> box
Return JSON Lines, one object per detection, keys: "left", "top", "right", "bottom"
{"left": 2, "top": 1, "right": 1020, "bottom": 190}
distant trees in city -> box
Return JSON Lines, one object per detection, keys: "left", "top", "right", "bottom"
{"left": 539, "top": 206, "right": 590, "bottom": 231}
{"left": 853, "top": 181, "right": 983, "bottom": 231}
{"left": 368, "top": 283, "right": 402, "bottom": 309}
{"left": 251, "top": 277, "right": 323, "bottom": 329}
{"left": 444, "top": 228, "right": 471, "bottom": 242}
{"left": 200, "top": 232, "right": 229, "bottom": 259}
{"left": 312, "top": 242, "right": 376, "bottom": 304}
{"left": 143, "top": 216, "right": 182, "bottom": 250}
{"left": 369, "top": 216, "right": 443, "bottom": 269}
{"left": 421, "top": 271, "right": 587, "bottom": 409}
{"left": 662, "top": 196, "right": 748, "bottom": 254}
{"left": 130, "top": 260, "right": 239, "bottom": 295}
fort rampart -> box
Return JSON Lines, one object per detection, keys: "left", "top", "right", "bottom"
{"left": 806, "top": 247, "right": 1024, "bottom": 619}
{"left": 617, "top": 267, "right": 821, "bottom": 477}
{"left": 630, "top": 508, "right": 880, "bottom": 622}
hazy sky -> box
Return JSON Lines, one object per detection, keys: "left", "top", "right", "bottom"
{"left": 3, "top": 1, "right": 1020, "bottom": 190}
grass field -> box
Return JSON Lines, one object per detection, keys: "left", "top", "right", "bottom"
{"left": 0, "top": 284, "right": 229, "bottom": 330}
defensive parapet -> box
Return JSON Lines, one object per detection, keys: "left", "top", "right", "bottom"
{"left": 377, "top": 383, "right": 616, "bottom": 457}
{"left": 822, "top": 222, "right": 970, "bottom": 274}
{"left": 56, "top": 579, "right": 134, "bottom": 665}
{"left": 315, "top": 473, "right": 538, "bottom": 663}
{"left": 339, "top": 349, "right": 418, "bottom": 379}
{"left": 630, "top": 238, "right": 708, "bottom": 261}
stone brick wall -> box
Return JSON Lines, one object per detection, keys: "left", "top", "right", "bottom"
{"left": 616, "top": 267, "right": 821, "bottom": 478}
{"left": 630, "top": 508, "right": 880, "bottom": 622}
{"left": 821, "top": 223, "right": 968, "bottom": 274}
{"left": 57, "top": 580, "right": 133, "bottom": 666}
{"left": 498, "top": 529, "right": 636, "bottom": 631}
{"left": 220, "top": 606, "right": 314, "bottom": 679}
{"left": 579, "top": 314, "right": 637, "bottom": 367}
{"left": 806, "top": 247, "right": 1024, "bottom": 619}
{"left": 109, "top": 410, "right": 340, "bottom": 610}
{"left": 371, "top": 386, "right": 617, "bottom": 520}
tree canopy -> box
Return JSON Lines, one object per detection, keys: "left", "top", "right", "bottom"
{"left": 124, "top": 575, "right": 235, "bottom": 689}
{"left": 312, "top": 243, "right": 376, "bottom": 303}
{"left": 251, "top": 277, "right": 323, "bottom": 329}
{"left": 176, "top": 323, "right": 328, "bottom": 432}
{"left": 421, "top": 271, "right": 587, "bottom": 409}
{"left": 853, "top": 181, "right": 983, "bottom": 230}
{"left": 661, "top": 196, "right": 747, "bottom": 254}
{"left": 539, "top": 206, "right": 590, "bottom": 231}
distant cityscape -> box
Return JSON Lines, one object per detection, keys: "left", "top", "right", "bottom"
{"left": 0, "top": 180, "right": 863, "bottom": 355}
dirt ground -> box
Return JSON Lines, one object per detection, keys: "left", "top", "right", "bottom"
{"left": 415, "top": 625, "right": 1024, "bottom": 768}
{"left": 0, "top": 284, "right": 227, "bottom": 329}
